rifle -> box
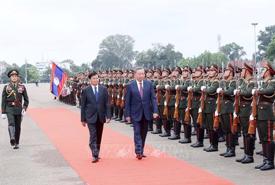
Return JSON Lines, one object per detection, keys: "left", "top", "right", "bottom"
{"left": 197, "top": 60, "right": 206, "bottom": 127}
{"left": 173, "top": 83, "right": 181, "bottom": 121}
{"left": 163, "top": 83, "right": 171, "bottom": 119}
{"left": 156, "top": 80, "right": 162, "bottom": 105}
{"left": 120, "top": 79, "right": 127, "bottom": 108}
{"left": 184, "top": 70, "right": 193, "bottom": 124}
{"left": 232, "top": 60, "right": 240, "bottom": 134}
{"left": 248, "top": 63, "right": 261, "bottom": 135}
{"left": 213, "top": 63, "right": 224, "bottom": 129}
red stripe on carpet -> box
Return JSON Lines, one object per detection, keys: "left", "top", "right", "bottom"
{"left": 28, "top": 108, "right": 235, "bottom": 185}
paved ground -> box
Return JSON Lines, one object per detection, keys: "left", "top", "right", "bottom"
{"left": 0, "top": 83, "right": 275, "bottom": 185}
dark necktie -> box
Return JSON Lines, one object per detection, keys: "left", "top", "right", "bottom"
{"left": 139, "top": 82, "right": 143, "bottom": 98}
{"left": 95, "top": 86, "right": 98, "bottom": 102}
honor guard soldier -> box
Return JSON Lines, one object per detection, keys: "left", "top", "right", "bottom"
{"left": 235, "top": 63, "right": 256, "bottom": 164}
{"left": 201, "top": 65, "right": 219, "bottom": 152}
{"left": 253, "top": 61, "right": 275, "bottom": 170}
{"left": 151, "top": 68, "right": 163, "bottom": 134}
{"left": 168, "top": 66, "right": 183, "bottom": 140}
{"left": 1, "top": 69, "right": 29, "bottom": 149}
{"left": 177, "top": 66, "right": 193, "bottom": 143}
{"left": 217, "top": 63, "right": 237, "bottom": 157}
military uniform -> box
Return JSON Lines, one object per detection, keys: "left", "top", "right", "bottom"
{"left": 218, "top": 64, "right": 237, "bottom": 157}
{"left": 202, "top": 65, "right": 219, "bottom": 152}
{"left": 236, "top": 63, "right": 256, "bottom": 163}
{"left": 190, "top": 68, "right": 205, "bottom": 148}
{"left": 1, "top": 69, "right": 29, "bottom": 149}
{"left": 254, "top": 62, "right": 275, "bottom": 170}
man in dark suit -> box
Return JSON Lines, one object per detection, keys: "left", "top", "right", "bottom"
{"left": 81, "top": 71, "right": 111, "bottom": 163}
{"left": 125, "top": 68, "right": 159, "bottom": 160}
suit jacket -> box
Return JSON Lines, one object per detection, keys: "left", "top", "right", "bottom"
{"left": 125, "top": 80, "right": 158, "bottom": 122}
{"left": 81, "top": 85, "right": 111, "bottom": 124}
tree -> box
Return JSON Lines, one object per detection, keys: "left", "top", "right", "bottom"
{"left": 20, "top": 64, "right": 39, "bottom": 83}
{"left": 92, "top": 34, "right": 136, "bottom": 70}
{"left": 179, "top": 51, "right": 228, "bottom": 68}
{"left": 267, "top": 35, "right": 275, "bottom": 62}
{"left": 220, "top": 42, "right": 246, "bottom": 61}
{"left": 258, "top": 25, "right": 275, "bottom": 59}
{"left": 135, "top": 43, "right": 182, "bottom": 68}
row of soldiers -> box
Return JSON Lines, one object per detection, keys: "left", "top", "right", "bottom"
{"left": 60, "top": 61, "right": 275, "bottom": 171}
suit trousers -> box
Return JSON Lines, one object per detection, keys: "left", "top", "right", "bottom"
{"left": 87, "top": 118, "right": 104, "bottom": 158}
{"left": 133, "top": 115, "right": 148, "bottom": 155}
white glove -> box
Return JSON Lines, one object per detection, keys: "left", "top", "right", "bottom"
{"left": 187, "top": 86, "right": 192, "bottom": 92}
{"left": 201, "top": 86, "right": 206, "bottom": 91}
{"left": 22, "top": 109, "right": 26, "bottom": 116}
{"left": 233, "top": 112, "right": 237, "bottom": 118}
{"left": 215, "top": 111, "right": 218, "bottom": 116}
{"left": 216, "top": 87, "right": 223, "bottom": 94}
{"left": 252, "top": 89, "right": 257, "bottom": 95}
{"left": 156, "top": 85, "right": 160, "bottom": 89}
{"left": 1, "top": 114, "right": 7, "bottom": 119}
{"left": 249, "top": 114, "right": 254, "bottom": 121}
{"left": 198, "top": 108, "right": 202, "bottom": 113}
{"left": 165, "top": 84, "right": 170, "bottom": 90}
{"left": 164, "top": 101, "right": 167, "bottom": 106}
{"left": 233, "top": 89, "right": 239, "bottom": 95}
{"left": 175, "top": 85, "right": 179, "bottom": 90}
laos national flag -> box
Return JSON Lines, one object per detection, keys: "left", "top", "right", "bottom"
{"left": 50, "top": 62, "right": 68, "bottom": 97}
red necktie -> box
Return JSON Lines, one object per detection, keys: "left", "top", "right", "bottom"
{"left": 139, "top": 82, "right": 143, "bottom": 98}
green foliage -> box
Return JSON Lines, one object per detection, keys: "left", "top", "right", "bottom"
{"left": 92, "top": 34, "right": 136, "bottom": 70}
{"left": 258, "top": 25, "right": 275, "bottom": 59}
{"left": 135, "top": 43, "right": 182, "bottom": 68}
{"left": 179, "top": 51, "right": 228, "bottom": 68}
{"left": 267, "top": 36, "right": 275, "bottom": 62}
{"left": 220, "top": 42, "right": 246, "bottom": 61}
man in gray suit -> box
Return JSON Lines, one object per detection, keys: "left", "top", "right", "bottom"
{"left": 81, "top": 71, "right": 111, "bottom": 163}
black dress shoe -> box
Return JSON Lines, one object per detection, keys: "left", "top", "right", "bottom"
{"left": 260, "top": 161, "right": 274, "bottom": 171}
{"left": 10, "top": 139, "right": 16, "bottom": 146}
{"left": 142, "top": 154, "right": 147, "bottom": 158}
{"left": 151, "top": 130, "right": 162, "bottom": 134}
{"left": 159, "top": 132, "right": 171, "bottom": 137}
{"left": 13, "top": 144, "right": 19, "bottom": 149}
{"left": 236, "top": 155, "right": 246, "bottom": 162}
{"left": 191, "top": 142, "right": 204, "bottom": 148}
{"left": 168, "top": 135, "right": 180, "bottom": 140}
{"left": 204, "top": 145, "right": 218, "bottom": 152}
{"left": 179, "top": 138, "right": 191, "bottom": 144}
{"left": 224, "top": 150, "right": 236, "bottom": 157}
{"left": 241, "top": 155, "right": 254, "bottom": 164}
{"left": 136, "top": 154, "right": 142, "bottom": 160}
{"left": 92, "top": 157, "right": 99, "bottom": 163}
{"left": 219, "top": 149, "right": 229, "bottom": 156}
{"left": 148, "top": 128, "right": 153, "bottom": 132}
{"left": 256, "top": 150, "right": 263, "bottom": 156}
{"left": 255, "top": 160, "right": 267, "bottom": 169}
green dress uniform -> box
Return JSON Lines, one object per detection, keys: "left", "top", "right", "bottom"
{"left": 168, "top": 79, "right": 183, "bottom": 140}
{"left": 190, "top": 79, "right": 205, "bottom": 147}
{"left": 236, "top": 78, "right": 255, "bottom": 163}
{"left": 151, "top": 79, "right": 164, "bottom": 134}
{"left": 203, "top": 79, "right": 219, "bottom": 152}
{"left": 219, "top": 80, "right": 237, "bottom": 157}
{"left": 178, "top": 79, "right": 192, "bottom": 143}
{"left": 255, "top": 79, "right": 275, "bottom": 170}
{"left": 1, "top": 72, "right": 29, "bottom": 149}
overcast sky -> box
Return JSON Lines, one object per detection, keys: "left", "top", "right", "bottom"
{"left": 0, "top": 0, "right": 274, "bottom": 65}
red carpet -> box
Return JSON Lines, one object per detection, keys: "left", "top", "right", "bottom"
{"left": 28, "top": 108, "right": 235, "bottom": 185}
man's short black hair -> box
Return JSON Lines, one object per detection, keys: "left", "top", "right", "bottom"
{"left": 88, "top": 71, "right": 98, "bottom": 79}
